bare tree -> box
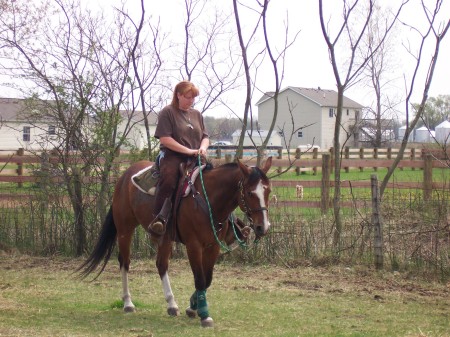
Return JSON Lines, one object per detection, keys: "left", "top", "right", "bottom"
{"left": 319, "top": 0, "right": 406, "bottom": 252}
{"left": 175, "top": 0, "right": 241, "bottom": 117}
{"left": 0, "top": 0, "right": 164, "bottom": 255}
{"left": 359, "top": 5, "right": 403, "bottom": 148}
{"left": 380, "top": 1, "right": 450, "bottom": 196}
{"left": 232, "top": 0, "right": 299, "bottom": 165}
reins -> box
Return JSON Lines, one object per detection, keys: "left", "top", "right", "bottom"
{"left": 197, "top": 155, "right": 250, "bottom": 252}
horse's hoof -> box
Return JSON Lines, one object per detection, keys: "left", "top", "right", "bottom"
{"left": 124, "top": 305, "right": 136, "bottom": 313}
{"left": 201, "top": 317, "right": 214, "bottom": 328}
{"left": 167, "top": 307, "right": 180, "bottom": 316}
{"left": 185, "top": 307, "right": 197, "bottom": 318}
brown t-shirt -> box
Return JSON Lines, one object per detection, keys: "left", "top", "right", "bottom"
{"left": 154, "top": 105, "right": 209, "bottom": 150}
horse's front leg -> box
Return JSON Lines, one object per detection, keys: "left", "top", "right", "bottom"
{"left": 185, "top": 244, "right": 220, "bottom": 328}
{"left": 156, "top": 238, "right": 180, "bottom": 316}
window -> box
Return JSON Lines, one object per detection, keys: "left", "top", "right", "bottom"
{"left": 346, "top": 109, "right": 349, "bottom": 116}
{"left": 329, "top": 108, "right": 334, "bottom": 118}
{"left": 297, "top": 131, "right": 303, "bottom": 138}
{"left": 48, "top": 125, "right": 56, "bottom": 135}
{"left": 23, "top": 126, "right": 31, "bottom": 142}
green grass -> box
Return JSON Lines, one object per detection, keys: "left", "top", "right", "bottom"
{"left": 1, "top": 256, "right": 449, "bottom": 337}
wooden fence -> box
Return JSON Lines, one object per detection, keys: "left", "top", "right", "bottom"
{"left": 0, "top": 147, "right": 448, "bottom": 209}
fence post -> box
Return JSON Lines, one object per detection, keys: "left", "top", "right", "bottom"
{"left": 423, "top": 154, "right": 433, "bottom": 201}
{"left": 312, "top": 147, "right": 318, "bottom": 175}
{"left": 373, "top": 148, "right": 378, "bottom": 172}
{"left": 295, "top": 148, "right": 301, "bottom": 176}
{"left": 321, "top": 154, "right": 331, "bottom": 214}
{"left": 329, "top": 147, "right": 334, "bottom": 175}
{"left": 277, "top": 148, "right": 283, "bottom": 173}
{"left": 344, "top": 146, "right": 350, "bottom": 173}
{"left": 371, "top": 174, "right": 384, "bottom": 270}
{"left": 410, "top": 148, "right": 416, "bottom": 171}
{"left": 359, "top": 147, "right": 364, "bottom": 172}
{"left": 16, "top": 148, "right": 24, "bottom": 188}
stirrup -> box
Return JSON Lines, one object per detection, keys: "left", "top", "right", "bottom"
{"left": 149, "top": 220, "right": 165, "bottom": 235}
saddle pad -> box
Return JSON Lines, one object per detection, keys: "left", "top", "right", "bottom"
{"left": 131, "top": 165, "right": 159, "bottom": 195}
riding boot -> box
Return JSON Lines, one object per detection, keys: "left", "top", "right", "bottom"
{"left": 149, "top": 197, "right": 172, "bottom": 235}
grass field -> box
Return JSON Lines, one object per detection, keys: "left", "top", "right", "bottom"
{"left": 1, "top": 254, "right": 449, "bottom": 337}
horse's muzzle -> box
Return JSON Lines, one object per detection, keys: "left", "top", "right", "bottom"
{"left": 254, "top": 222, "right": 270, "bottom": 238}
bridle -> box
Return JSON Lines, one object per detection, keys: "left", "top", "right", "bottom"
{"left": 237, "top": 179, "right": 269, "bottom": 224}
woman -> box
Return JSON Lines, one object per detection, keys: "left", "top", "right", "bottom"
{"left": 150, "top": 81, "right": 209, "bottom": 235}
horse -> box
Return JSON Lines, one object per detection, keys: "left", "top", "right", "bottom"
{"left": 77, "top": 156, "right": 273, "bottom": 327}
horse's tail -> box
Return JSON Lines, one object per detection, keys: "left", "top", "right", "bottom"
{"left": 76, "top": 206, "right": 117, "bottom": 280}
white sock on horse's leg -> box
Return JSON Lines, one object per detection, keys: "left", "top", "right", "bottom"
{"left": 121, "top": 267, "right": 135, "bottom": 312}
{"left": 162, "top": 272, "right": 180, "bottom": 316}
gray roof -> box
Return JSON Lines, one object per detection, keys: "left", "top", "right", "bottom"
{"left": 0, "top": 97, "right": 26, "bottom": 121}
{"left": 256, "top": 86, "right": 364, "bottom": 109}
{"left": 0, "top": 97, "right": 157, "bottom": 124}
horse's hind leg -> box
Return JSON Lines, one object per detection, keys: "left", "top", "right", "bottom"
{"left": 117, "top": 228, "right": 136, "bottom": 313}
{"left": 156, "top": 239, "right": 180, "bottom": 316}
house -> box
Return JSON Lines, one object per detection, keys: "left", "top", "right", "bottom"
{"left": 0, "top": 98, "right": 54, "bottom": 151}
{"left": 231, "top": 129, "right": 282, "bottom": 147}
{"left": 0, "top": 97, "right": 157, "bottom": 151}
{"left": 256, "top": 87, "right": 364, "bottom": 149}
{"left": 435, "top": 120, "right": 450, "bottom": 144}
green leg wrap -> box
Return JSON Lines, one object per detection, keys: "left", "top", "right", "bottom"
{"left": 189, "top": 290, "right": 198, "bottom": 310}
{"left": 197, "top": 290, "right": 209, "bottom": 319}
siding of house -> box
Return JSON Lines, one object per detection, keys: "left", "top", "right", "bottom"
{"left": 257, "top": 87, "right": 363, "bottom": 150}
{"left": 257, "top": 88, "right": 322, "bottom": 149}
{"left": 3, "top": 122, "right": 59, "bottom": 151}
{"left": 0, "top": 98, "right": 157, "bottom": 151}
{"left": 232, "top": 129, "right": 282, "bottom": 146}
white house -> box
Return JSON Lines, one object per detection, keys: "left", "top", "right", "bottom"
{"left": 435, "top": 120, "right": 450, "bottom": 144}
{"left": 256, "top": 87, "right": 364, "bottom": 150}
{"left": 415, "top": 126, "right": 432, "bottom": 143}
{"left": 231, "top": 129, "right": 282, "bottom": 147}
{"left": 0, "top": 98, "right": 54, "bottom": 151}
{"left": 0, "top": 97, "right": 157, "bottom": 151}
{"left": 398, "top": 125, "right": 415, "bottom": 142}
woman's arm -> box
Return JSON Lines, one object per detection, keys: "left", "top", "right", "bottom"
{"left": 160, "top": 136, "right": 198, "bottom": 156}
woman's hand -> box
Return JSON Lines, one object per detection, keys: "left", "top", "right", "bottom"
{"left": 198, "top": 147, "right": 208, "bottom": 157}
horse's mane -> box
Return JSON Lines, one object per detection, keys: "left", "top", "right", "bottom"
{"left": 203, "top": 161, "right": 237, "bottom": 171}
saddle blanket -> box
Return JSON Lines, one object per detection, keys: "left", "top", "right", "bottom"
{"left": 131, "top": 164, "right": 206, "bottom": 197}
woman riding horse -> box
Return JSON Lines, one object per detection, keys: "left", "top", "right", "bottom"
{"left": 148, "top": 80, "right": 209, "bottom": 235}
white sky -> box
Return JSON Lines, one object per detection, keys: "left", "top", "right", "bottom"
{"left": 4, "top": 0, "right": 450, "bottom": 121}
{"left": 115, "top": 0, "right": 450, "bottom": 119}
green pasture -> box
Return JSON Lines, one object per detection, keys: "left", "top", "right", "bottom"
{"left": 1, "top": 256, "right": 449, "bottom": 337}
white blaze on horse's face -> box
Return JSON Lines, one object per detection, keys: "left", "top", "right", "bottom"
{"left": 252, "top": 180, "right": 271, "bottom": 236}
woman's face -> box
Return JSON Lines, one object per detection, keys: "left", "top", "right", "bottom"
{"left": 178, "top": 91, "right": 196, "bottom": 111}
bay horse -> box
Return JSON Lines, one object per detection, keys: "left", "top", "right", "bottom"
{"left": 77, "top": 156, "right": 272, "bottom": 327}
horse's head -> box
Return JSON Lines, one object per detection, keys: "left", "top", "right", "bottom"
{"left": 237, "top": 157, "right": 273, "bottom": 238}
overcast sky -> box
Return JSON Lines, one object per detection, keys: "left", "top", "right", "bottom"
{"left": 5, "top": 0, "right": 449, "bottom": 120}
{"left": 116, "top": 0, "right": 449, "bottom": 119}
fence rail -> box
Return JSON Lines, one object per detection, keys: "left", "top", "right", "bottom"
{"left": 1, "top": 147, "right": 448, "bottom": 209}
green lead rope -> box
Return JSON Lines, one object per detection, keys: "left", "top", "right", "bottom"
{"left": 197, "top": 156, "right": 232, "bottom": 252}
{"left": 197, "top": 155, "right": 251, "bottom": 251}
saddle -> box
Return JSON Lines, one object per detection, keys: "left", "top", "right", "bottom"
{"left": 131, "top": 160, "right": 250, "bottom": 244}
{"left": 131, "top": 160, "right": 206, "bottom": 242}
{"left": 131, "top": 162, "right": 205, "bottom": 198}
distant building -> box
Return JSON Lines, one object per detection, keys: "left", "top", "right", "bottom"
{"left": 256, "top": 87, "right": 364, "bottom": 150}
{"left": 231, "top": 129, "right": 282, "bottom": 147}
{"left": 435, "top": 120, "right": 450, "bottom": 144}
{"left": 0, "top": 97, "right": 156, "bottom": 151}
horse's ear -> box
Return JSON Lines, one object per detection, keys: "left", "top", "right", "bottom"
{"left": 237, "top": 159, "right": 251, "bottom": 177}
{"left": 261, "top": 156, "right": 272, "bottom": 174}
